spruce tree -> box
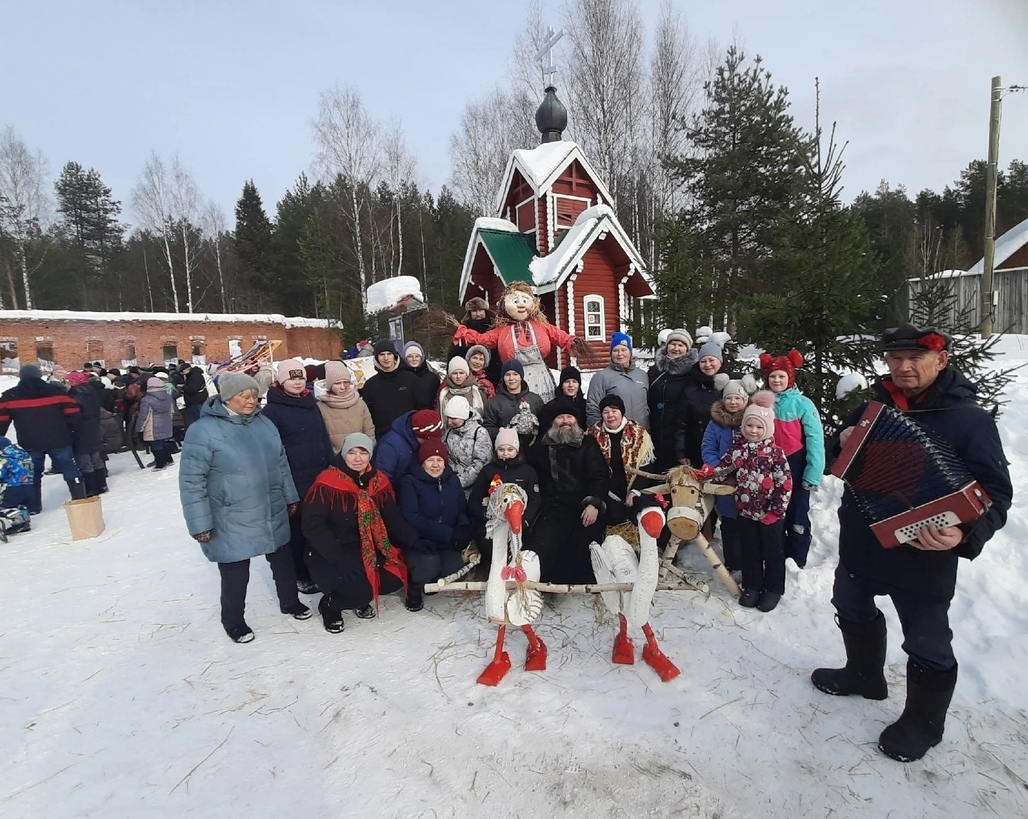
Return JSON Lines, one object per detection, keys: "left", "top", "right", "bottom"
{"left": 744, "top": 94, "right": 883, "bottom": 431}
{"left": 665, "top": 46, "right": 807, "bottom": 331}
{"left": 233, "top": 180, "right": 274, "bottom": 308}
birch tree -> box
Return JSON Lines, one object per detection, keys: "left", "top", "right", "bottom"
{"left": 563, "top": 0, "right": 645, "bottom": 207}
{"left": 202, "top": 201, "right": 229, "bottom": 311}
{"left": 381, "top": 118, "right": 418, "bottom": 276}
{"left": 131, "top": 152, "right": 180, "bottom": 311}
{"left": 170, "top": 158, "right": 203, "bottom": 312}
{"left": 311, "top": 85, "right": 381, "bottom": 313}
{"left": 0, "top": 126, "right": 52, "bottom": 309}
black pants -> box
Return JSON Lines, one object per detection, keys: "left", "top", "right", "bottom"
{"left": 831, "top": 563, "right": 956, "bottom": 671}
{"left": 736, "top": 517, "right": 786, "bottom": 596}
{"left": 287, "top": 507, "right": 313, "bottom": 583}
{"left": 529, "top": 503, "right": 603, "bottom": 585}
{"left": 217, "top": 545, "right": 299, "bottom": 628}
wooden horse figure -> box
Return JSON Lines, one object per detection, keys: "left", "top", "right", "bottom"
{"left": 639, "top": 464, "right": 740, "bottom": 597}
{"left": 590, "top": 506, "right": 681, "bottom": 681}
{"left": 477, "top": 482, "right": 548, "bottom": 686}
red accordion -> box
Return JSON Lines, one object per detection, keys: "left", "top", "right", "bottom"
{"left": 831, "top": 401, "right": 992, "bottom": 548}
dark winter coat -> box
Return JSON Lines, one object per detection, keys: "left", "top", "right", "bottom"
{"left": 360, "top": 366, "right": 422, "bottom": 438}
{"left": 404, "top": 360, "right": 442, "bottom": 410}
{"left": 648, "top": 354, "right": 694, "bottom": 470}
{"left": 397, "top": 465, "right": 470, "bottom": 553}
{"left": 527, "top": 430, "right": 609, "bottom": 515}
{"left": 178, "top": 396, "right": 298, "bottom": 563}
{"left": 674, "top": 364, "right": 726, "bottom": 468}
{"left": 180, "top": 367, "right": 209, "bottom": 407}
{"left": 481, "top": 384, "right": 544, "bottom": 440}
{"left": 99, "top": 408, "right": 126, "bottom": 454}
{"left": 261, "top": 386, "right": 333, "bottom": 499}
{"left": 371, "top": 410, "right": 421, "bottom": 482}
{"left": 0, "top": 376, "right": 81, "bottom": 451}
{"left": 135, "top": 387, "right": 174, "bottom": 442}
{"left": 69, "top": 383, "right": 104, "bottom": 456}
{"left": 837, "top": 369, "right": 1012, "bottom": 603}
{"left": 701, "top": 401, "right": 745, "bottom": 518}
{"left": 467, "top": 454, "right": 542, "bottom": 531}
{"left": 301, "top": 459, "right": 417, "bottom": 593}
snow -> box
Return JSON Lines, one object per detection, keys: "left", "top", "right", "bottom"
{"left": 365, "top": 276, "right": 425, "bottom": 315}
{"left": 0, "top": 309, "right": 336, "bottom": 329}
{"left": 2, "top": 344, "right": 1027, "bottom": 818}
{"left": 836, "top": 371, "right": 869, "bottom": 399}
{"left": 473, "top": 216, "right": 519, "bottom": 234}
{"left": 968, "top": 215, "right": 1028, "bottom": 273}
{"left": 509, "top": 141, "right": 581, "bottom": 192}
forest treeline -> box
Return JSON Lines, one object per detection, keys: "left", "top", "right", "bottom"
{"left": 2, "top": 0, "right": 1026, "bottom": 357}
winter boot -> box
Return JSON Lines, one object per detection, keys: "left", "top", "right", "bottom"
{"left": 318, "top": 595, "right": 345, "bottom": 633}
{"left": 66, "top": 477, "right": 87, "bottom": 501}
{"left": 878, "top": 660, "right": 958, "bottom": 762}
{"left": 404, "top": 584, "right": 424, "bottom": 612}
{"left": 811, "top": 611, "right": 888, "bottom": 700}
{"left": 82, "top": 471, "right": 100, "bottom": 497}
{"left": 98, "top": 466, "right": 110, "bottom": 494}
{"left": 224, "top": 623, "right": 255, "bottom": 643}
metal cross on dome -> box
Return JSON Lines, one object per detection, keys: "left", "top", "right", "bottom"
{"left": 536, "top": 26, "right": 564, "bottom": 89}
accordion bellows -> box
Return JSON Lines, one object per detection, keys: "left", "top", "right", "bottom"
{"left": 831, "top": 401, "right": 992, "bottom": 548}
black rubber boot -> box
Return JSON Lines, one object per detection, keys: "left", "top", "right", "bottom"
{"left": 404, "top": 583, "right": 424, "bottom": 613}
{"left": 82, "top": 471, "right": 101, "bottom": 497}
{"left": 811, "top": 611, "right": 888, "bottom": 700}
{"left": 98, "top": 467, "right": 110, "bottom": 493}
{"left": 878, "top": 660, "right": 958, "bottom": 762}
{"left": 66, "top": 477, "right": 87, "bottom": 500}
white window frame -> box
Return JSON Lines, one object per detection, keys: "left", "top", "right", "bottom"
{"left": 583, "top": 294, "right": 606, "bottom": 342}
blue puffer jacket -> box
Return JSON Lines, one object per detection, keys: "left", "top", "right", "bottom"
{"left": 371, "top": 411, "right": 419, "bottom": 480}
{"left": 261, "top": 386, "right": 332, "bottom": 498}
{"left": 397, "top": 465, "right": 469, "bottom": 553}
{"left": 701, "top": 400, "right": 745, "bottom": 518}
{"left": 179, "top": 396, "right": 299, "bottom": 563}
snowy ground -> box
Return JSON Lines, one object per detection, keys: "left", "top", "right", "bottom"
{"left": 2, "top": 347, "right": 1027, "bottom": 819}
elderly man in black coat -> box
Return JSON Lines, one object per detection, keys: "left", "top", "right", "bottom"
{"left": 812, "top": 324, "right": 1012, "bottom": 763}
{"left": 526, "top": 396, "right": 609, "bottom": 585}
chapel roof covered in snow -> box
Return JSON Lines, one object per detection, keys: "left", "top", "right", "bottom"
{"left": 494, "top": 140, "right": 613, "bottom": 216}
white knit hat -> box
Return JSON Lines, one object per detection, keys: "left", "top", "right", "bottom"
{"left": 444, "top": 395, "right": 471, "bottom": 420}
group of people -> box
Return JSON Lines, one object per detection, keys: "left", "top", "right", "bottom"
{"left": 172, "top": 284, "right": 1010, "bottom": 765}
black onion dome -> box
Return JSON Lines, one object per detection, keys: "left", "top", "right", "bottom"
{"left": 535, "top": 86, "right": 568, "bottom": 144}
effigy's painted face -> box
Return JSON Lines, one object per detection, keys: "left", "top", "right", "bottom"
{"left": 504, "top": 291, "right": 533, "bottom": 321}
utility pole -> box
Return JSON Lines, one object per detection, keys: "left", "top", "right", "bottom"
{"left": 981, "top": 77, "right": 1026, "bottom": 337}
{"left": 980, "top": 77, "right": 1002, "bottom": 337}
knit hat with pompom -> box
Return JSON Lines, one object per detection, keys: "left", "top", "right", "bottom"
{"left": 742, "top": 390, "right": 777, "bottom": 439}
{"left": 759, "top": 349, "right": 804, "bottom": 389}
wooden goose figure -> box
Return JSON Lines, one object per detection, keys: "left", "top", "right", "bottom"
{"left": 477, "top": 482, "right": 547, "bottom": 686}
{"left": 590, "top": 506, "right": 680, "bottom": 682}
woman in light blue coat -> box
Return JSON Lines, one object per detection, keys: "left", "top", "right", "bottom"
{"left": 178, "top": 372, "right": 312, "bottom": 643}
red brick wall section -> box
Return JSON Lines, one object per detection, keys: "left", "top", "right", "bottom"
{"left": 0, "top": 317, "right": 343, "bottom": 372}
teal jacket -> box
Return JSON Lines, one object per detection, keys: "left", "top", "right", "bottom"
{"left": 771, "top": 386, "right": 825, "bottom": 487}
{"left": 179, "top": 396, "right": 299, "bottom": 563}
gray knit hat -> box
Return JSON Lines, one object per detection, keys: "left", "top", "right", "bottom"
{"left": 697, "top": 341, "right": 723, "bottom": 362}
{"left": 341, "top": 432, "right": 375, "bottom": 456}
{"left": 218, "top": 372, "right": 259, "bottom": 400}
{"left": 665, "top": 329, "right": 693, "bottom": 350}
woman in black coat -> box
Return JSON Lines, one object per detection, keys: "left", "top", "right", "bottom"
{"left": 674, "top": 342, "right": 727, "bottom": 468}
{"left": 648, "top": 330, "right": 696, "bottom": 471}
{"left": 302, "top": 433, "right": 418, "bottom": 633}
{"left": 262, "top": 359, "right": 333, "bottom": 593}
{"left": 67, "top": 371, "right": 107, "bottom": 496}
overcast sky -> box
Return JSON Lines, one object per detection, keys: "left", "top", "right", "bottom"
{"left": 2, "top": 0, "right": 1027, "bottom": 227}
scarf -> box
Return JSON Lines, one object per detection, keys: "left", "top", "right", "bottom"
{"left": 306, "top": 465, "right": 407, "bottom": 608}
{"left": 588, "top": 419, "right": 654, "bottom": 493}
{"left": 318, "top": 388, "right": 360, "bottom": 410}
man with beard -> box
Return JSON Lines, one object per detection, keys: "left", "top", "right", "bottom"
{"left": 360, "top": 339, "right": 423, "bottom": 438}
{"left": 527, "top": 396, "right": 609, "bottom": 584}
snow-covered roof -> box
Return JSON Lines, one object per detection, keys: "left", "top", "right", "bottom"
{"left": 494, "top": 141, "right": 613, "bottom": 216}
{"left": 528, "top": 204, "right": 651, "bottom": 293}
{"left": 473, "top": 216, "right": 519, "bottom": 234}
{"left": 0, "top": 310, "right": 337, "bottom": 329}
{"left": 968, "top": 216, "right": 1028, "bottom": 273}
{"left": 365, "top": 276, "right": 426, "bottom": 314}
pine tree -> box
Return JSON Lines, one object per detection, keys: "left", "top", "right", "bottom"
{"left": 233, "top": 180, "right": 274, "bottom": 307}
{"left": 54, "top": 161, "right": 124, "bottom": 308}
{"left": 665, "top": 46, "right": 807, "bottom": 331}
